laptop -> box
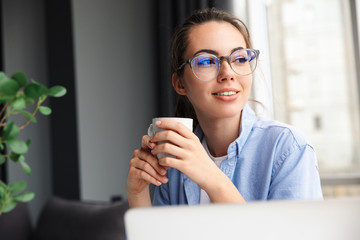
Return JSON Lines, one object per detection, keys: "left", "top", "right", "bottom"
{"left": 125, "top": 197, "right": 360, "bottom": 240}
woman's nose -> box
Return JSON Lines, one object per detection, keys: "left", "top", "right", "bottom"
{"left": 217, "top": 58, "right": 235, "bottom": 82}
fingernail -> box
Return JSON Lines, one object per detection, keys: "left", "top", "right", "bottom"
{"left": 149, "top": 143, "right": 155, "bottom": 149}
{"left": 156, "top": 121, "right": 161, "bottom": 126}
{"left": 156, "top": 181, "right": 162, "bottom": 186}
{"left": 160, "top": 168, "right": 166, "bottom": 174}
{"left": 162, "top": 177, "right": 168, "bottom": 182}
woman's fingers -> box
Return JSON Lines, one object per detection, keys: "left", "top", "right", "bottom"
{"left": 157, "top": 156, "right": 183, "bottom": 169}
{"left": 133, "top": 149, "right": 167, "bottom": 176}
{"left": 129, "top": 155, "right": 168, "bottom": 186}
{"left": 151, "top": 141, "right": 186, "bottom": 161}
{"left": 130, "top": 157, "right": 168, "bottom": 184}
{"left": 130, "top": 166, "right": 164, "bottom": 186}
{"left": 141, "top": 135, "right": 156, "bottom": 151}
{"left": 151, "top": 129, "right": 198, "bottom": 152}
{"left": 154, "top": 120, "right": 194, "bottom": 139}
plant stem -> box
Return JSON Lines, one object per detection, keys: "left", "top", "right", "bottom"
{"left": 0, "top": 97, "right": 16, "bottom": 123}
{"left": 0, "top": 108, "right": 14, "bottom": 125}
{"left": 0, "top": 101, "right": 11, "bottom": 117}
{"left": 19, "top": 96, "right": 47, "bottom": 130}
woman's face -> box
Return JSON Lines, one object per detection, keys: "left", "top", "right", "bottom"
{"left": 175, "top": 21, "right": 253, "bottom": 122}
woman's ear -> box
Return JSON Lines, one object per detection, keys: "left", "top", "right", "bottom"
{"left": 172, "top": 73, "right": 187, "bottom": 95}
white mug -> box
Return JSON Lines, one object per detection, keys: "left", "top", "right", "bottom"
{"left": 147, "top": 117, "right": 193, "bottom": 159}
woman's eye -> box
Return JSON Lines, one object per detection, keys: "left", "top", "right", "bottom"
{"left": 234, "top": 57, "right": 248, "bottom": 63}
{"left": 197, "top": 57, "right": 216, "bottom": 66}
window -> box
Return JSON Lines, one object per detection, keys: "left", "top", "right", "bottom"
{"left": 265, "top": 0, "right": 360, "bottom": 197}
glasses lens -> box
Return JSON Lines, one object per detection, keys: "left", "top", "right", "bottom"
{"left": 230, "top": 49, "right": 257, "bottom": 75}
{"left": 191, "top": 54, "right": 219, "bottom": 81}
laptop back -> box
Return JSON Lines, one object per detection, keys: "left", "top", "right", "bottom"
{"left": 125, "top": 198, "right": 360, "bottom": 240}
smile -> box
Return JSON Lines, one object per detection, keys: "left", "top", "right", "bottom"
{"left": 212, "top": 91, "right": 238, "bottom": 96}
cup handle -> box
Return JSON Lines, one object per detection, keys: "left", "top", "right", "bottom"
{"left": 147, "top": 123, "right": 153, "bottom": 137}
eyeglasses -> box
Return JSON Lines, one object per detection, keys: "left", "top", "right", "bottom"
{"left": 178, "top": 48, "right": 260, "bottom": 81}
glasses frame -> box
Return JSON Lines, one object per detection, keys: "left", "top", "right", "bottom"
{"left": 177, "top": 48, "right": 260, "bottom": 81}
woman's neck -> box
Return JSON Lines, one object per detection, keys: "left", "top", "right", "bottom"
{"left": 197, "top": 113, "right": 241, "bottom": 157}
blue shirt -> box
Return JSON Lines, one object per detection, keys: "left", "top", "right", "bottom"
{"left": 153, "top": 104, "right": 323, "bottom": 205}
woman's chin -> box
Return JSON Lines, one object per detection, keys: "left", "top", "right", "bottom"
{"left": 208, "top": 109, "right": 243, "bottom": 120}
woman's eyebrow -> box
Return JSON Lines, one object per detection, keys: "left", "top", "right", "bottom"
{"left": 192, "top": 49, "right": 218, "bottom": 56}
{"left": 231, "top": 46, "right": 245, "bottom": 52}
{"left": 193, "top": 47, "right": 245, "bottom": 57}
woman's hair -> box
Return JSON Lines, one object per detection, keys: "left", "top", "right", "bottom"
{"left": 170, "top": 8, "right": 253, "bottom": 127}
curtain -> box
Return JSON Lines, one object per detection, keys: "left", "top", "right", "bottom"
{"left": 45, "top": 0, "right": 80, "bottom": 199}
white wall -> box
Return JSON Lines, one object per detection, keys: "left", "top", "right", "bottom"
{"left": 72, "top": 0, "right": 156, "bottom": 201}
{"left": 2, "top": 0, "right": 51, "bottom": 222}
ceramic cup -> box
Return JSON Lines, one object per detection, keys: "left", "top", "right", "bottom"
{"left": 147, "top": 117, "right": 193, "bottom": 159}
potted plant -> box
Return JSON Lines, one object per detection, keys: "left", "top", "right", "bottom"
{"left": 0, "top": 71, "right": 66, "bottom": 215}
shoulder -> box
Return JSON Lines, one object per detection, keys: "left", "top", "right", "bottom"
{"left": 250, "top": 117, "right": 318, "bottom": 177}
{"left": 251, "top": 116, "right": 312, "bottom": 149}
{"left": 241, "top": 104, "right": 311, "bottom": 149}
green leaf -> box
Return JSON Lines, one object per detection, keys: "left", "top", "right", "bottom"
{"left": 0, "top": 79, "right": 20, "bottom": 97}
{"left": 2, "top": 121, "right": 20, "bottom": 140}
{"left": 39, "top": 106, "right": 52, "bottom": 115}
{"left": 15, "top": 192, "right": 34, "bottom": 202}
{"left": 9, "top": 153, "right": 24, "bottom": 162}
{"left": 26, "top": 139, "right": 32, "bottom": 147}
{"left": 0, "top": 72, "right": 7, "bottom": 81}
{"left": 9, "top": 152, "right": 19, "bottom": 162}
{"left": 0, "top": 143, "right": 4, "bottom": 151}
{"left": 20, "top": 111, "right": 37, "bottom": 123}
{"left": 7, "top": 139, "right": 29, "bottom": 155}
{"left": 0, "top": 180, "right": 8, "bottom": 199}
{"left": 19, "top": 159, "right": 31, "bottom": 175}
{"left": 47, "top": 86, "right": 67, "bottom": 97}
{"left": 0, "top": 95, "right": 13, "bottom": 103}
{"left": 24, "top": 96, "right": 35, "bottom": 105}
{"left": 24, "top": 82, "right": 46, "bottom": 99}
{"left": 3, "top": 199, "right": 17, "bottom": 213}
{"left": 9, "top": 181, "right": 26, "bottom": 195}
{"left": 0, "top": 155, "right": 5, "bottom": 165}
{"left": 11, "top": 72, "right": 27, "bottom": 88}
{"left": 0, "top": 184, "right": 6, "bottom": 199}
{"left": 0, "top": 180, "right": 7, "bottom": 189}
{"left": 12, "top": 96, "right": 26, "bottom": 111}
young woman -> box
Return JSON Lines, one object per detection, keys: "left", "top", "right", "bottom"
{"left": 126, "top": 8, "right": 323, "bottom": 208}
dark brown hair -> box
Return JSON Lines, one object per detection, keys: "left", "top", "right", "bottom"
{"left": 170, "top": 8, "right": 252, "bottom": 127}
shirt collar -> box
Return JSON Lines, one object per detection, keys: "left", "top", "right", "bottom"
{"left": 234, "top": 104, "right": 257, "bottom": 153}
{"left": 194, "top": 103, "right": 257, "bottom": 154}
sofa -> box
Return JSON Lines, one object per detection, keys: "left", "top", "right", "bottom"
{"left": 0, "top": 196, "right": 129, "bottom": 240}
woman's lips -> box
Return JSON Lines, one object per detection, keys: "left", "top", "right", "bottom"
{"left": 212, "top": 91, "right": 238, "bottom": 96}
{"left": 212, "top": 89, "right": 240, "bottom": 101}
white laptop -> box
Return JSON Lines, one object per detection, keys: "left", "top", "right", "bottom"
{"left": 125, "top": 197, "right": 360, "bottom": 240}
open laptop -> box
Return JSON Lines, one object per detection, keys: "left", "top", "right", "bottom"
{"left": 125, "top": 197, "right": 360, "bottom": 240}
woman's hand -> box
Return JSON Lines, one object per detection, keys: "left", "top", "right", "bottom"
{"left": 126, "top": 135, "right": 168, "bottom": 208}
{"left": 150, "top": 120, "right": 245, "bottom": 203}
{"left": 150, "top": 120, "right": 218, "bottom": 190}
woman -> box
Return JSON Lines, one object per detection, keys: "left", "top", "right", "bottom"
{"left": 126, "top": 8, "right": 323, "bottom": 208}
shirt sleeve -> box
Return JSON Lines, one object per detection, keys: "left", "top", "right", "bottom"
{"left": 268, "top": 142, "right": 323, "bottom": 200}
